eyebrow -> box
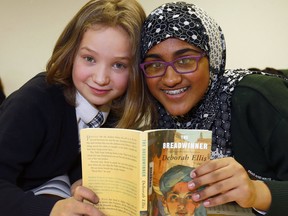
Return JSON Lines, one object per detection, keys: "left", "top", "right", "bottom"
{"left": 80, "top": 46, "right": 131, "bottom": 60}
{"left": 79, "top": 46, "right": 97, "bottom": 54}
{"left": 145, "top": 48, "right": 202, "bottom": 59}
{"left": 175, "top": 48, "right": 202, "bottom": 55}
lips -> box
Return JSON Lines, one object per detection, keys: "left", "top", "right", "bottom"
{"left": 162, "top": 87, "right": 189, "bottom": 95}
{"left": 88, "top": 85, "right": 111, "bottom": 96}
{"left": 176, "top": 211, "right": 188, "bottom": 216}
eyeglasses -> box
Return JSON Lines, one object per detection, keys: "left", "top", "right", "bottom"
{"left": 140, "top": 53, "right": 206, "bottom": 78}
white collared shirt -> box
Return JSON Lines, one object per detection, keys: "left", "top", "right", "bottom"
{"left": 75, "top": 91, "right": 110, "bottom": 131}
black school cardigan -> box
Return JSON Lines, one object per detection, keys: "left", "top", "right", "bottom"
{"left": 0, "top": 73, "right": 81, "bottom": 216}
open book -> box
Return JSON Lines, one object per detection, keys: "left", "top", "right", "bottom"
{"left": 81, "top": 128, "right": 212, "bottom": 215}
{"left": 81, "top": 128, "right": 254, "bottom": 216}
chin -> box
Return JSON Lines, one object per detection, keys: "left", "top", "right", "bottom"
{"left": 167, "top": 110, "right": 188, "bottom": 117}
{"left": 165, "top": 103, "right": 195, "bottom": 117}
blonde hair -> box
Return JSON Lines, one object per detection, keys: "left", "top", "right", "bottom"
{"left": 46, "top": 0, "right": 149, "bottom": 129}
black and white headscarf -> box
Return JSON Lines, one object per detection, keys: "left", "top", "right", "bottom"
{"left": 140, "top": 2, "right": 280, "bottom": 159}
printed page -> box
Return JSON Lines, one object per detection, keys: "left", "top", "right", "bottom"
{"left": 81, "top": 128, "right": 142, "bottom": 216}
{"left": 147, "top": 129, "right": 212, "bottom": 216}
{"left": 207, "top": 202, "right": 255, "bottom": 216}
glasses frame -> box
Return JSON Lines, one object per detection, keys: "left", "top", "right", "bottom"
{"left": 140, "top": 52, "right": 206, "bottom": 78}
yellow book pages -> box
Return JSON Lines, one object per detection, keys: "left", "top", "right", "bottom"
{"left": 81, "top": 128, "right": 143, "bottom": 215}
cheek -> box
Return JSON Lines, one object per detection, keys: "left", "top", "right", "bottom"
{"left": 114, "top": 72, "right": 129, "bottom": 91}
{"left": 186, "top": 203, "right": 197, "bottom": 212}
{"left": 191, "top": 68, "right": 210, "bottom": 90}
{"left": 196, "top": 73, "right": 209, "bottom": 86}
{"left": 72, "top": 61, "right": 88, "bottom": 85}
{"left": 197, "top": 60, "right": 210, "bottom": 87}
{"left": 166, "top": 202, "right": 178, "bottom": 211}
{"left": 146, "top": 78, "right": 158, "bottom": 93}
{"left": 72, "top": 67, "right": 80, "bottom": 88}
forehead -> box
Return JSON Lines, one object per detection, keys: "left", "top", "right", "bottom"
{"left": 81, "top": 25, "right": 132, "bottom": 54}
{"left": 167, "top": 181, "right": 190, "bottom": 195}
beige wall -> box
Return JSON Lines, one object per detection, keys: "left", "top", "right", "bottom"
{"left": 1, "top": 0, "right": 287, "bottom": 96}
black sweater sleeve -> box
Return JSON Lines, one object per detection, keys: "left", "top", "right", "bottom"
{"left": 0, "top": 73, "right": 80, "bottom": 216}
{"left": 231, "top": 74, "right": 288, "bottom": 216}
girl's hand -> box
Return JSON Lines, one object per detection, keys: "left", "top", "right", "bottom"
{"left": 188, "top": 157, "right": 271, "bottom": 211}
{"left": 71, "top": 179, "right": 83, "bottom": 195}
{"left": 50, "top": 185, "right": 105, "bottom": 216}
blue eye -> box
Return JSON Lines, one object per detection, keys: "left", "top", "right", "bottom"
{"left": 113, "top": 63, "right": 127, "bottom": 70}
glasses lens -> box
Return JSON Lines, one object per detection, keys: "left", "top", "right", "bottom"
{"left": 174, "top": 57, "right": 197, "bottom": 73}
{"left": 142, "top": 54, "right": 203, "bottom": 77}
{"left": 144, "top": 62, "right": 165, "bottom": 77}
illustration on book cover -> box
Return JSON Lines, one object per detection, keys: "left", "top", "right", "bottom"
{"left": 147, "top": 129, "right": 211, "bottom": 216}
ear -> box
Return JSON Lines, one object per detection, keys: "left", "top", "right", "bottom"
{"left": 161, "top": 195, "right": 167, "bottom": 207}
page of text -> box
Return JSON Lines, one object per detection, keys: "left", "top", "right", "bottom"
{"left": 81, "top": 128, "right": 142, "bottom": 216}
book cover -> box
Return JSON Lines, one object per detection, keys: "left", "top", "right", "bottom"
{"left": 147, "top": 129, "right": 211, "bottom": 216}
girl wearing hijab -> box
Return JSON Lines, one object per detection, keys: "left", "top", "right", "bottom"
{"left": 140, "top": 2, "right": 288, "bottom": 215}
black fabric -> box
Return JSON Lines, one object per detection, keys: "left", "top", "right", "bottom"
{"left": 0, "top": 72, "right": 81, "bottom": 216}
{"left": 232, "top": 74, "right": 288, "bottom": 216}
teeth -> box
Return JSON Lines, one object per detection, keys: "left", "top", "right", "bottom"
{"left": 162, "top": 87, "right": 188, "bottom": 95}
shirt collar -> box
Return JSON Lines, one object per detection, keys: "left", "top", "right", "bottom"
{"left": 75, "top": 91, "right": 110, "bottom": 126}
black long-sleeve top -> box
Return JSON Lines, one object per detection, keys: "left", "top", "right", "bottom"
{"left": 232, "top": 74, "right": 288, "bottom": 216}
{"left": 0, "top": 73, "right": 81, "bottom": 216}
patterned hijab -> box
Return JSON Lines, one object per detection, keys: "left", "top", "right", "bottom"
{"left": 140, "top": 2, "right": 266, "bottom": 158}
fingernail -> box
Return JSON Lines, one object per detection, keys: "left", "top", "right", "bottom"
{"left": 203, "top": 200, "right": 210, "bottom": 207}
{"left": 192, "top": 193, "right": 200, "bottom": 201}
{"left": 188, "top": 181, "right": 195, "bottom": 189}
{"left": 191, "top": 171, "right": 196, "bottom": 178}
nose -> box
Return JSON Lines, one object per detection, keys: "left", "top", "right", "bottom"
{"left": 177, "top": 198, "right": 186, "bottom": 209}
{"left": 92, "top": 66, "right": 110, "bottom": 86}
{"left": 162, "top": 65, "right": 182, "bottom": 87}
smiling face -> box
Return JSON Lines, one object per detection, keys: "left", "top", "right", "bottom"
{"left": 143, "top": 38, "right": 210, "bottom": 117}
{"left": 72, "top": 25, "right": 132, "bottom": 107}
